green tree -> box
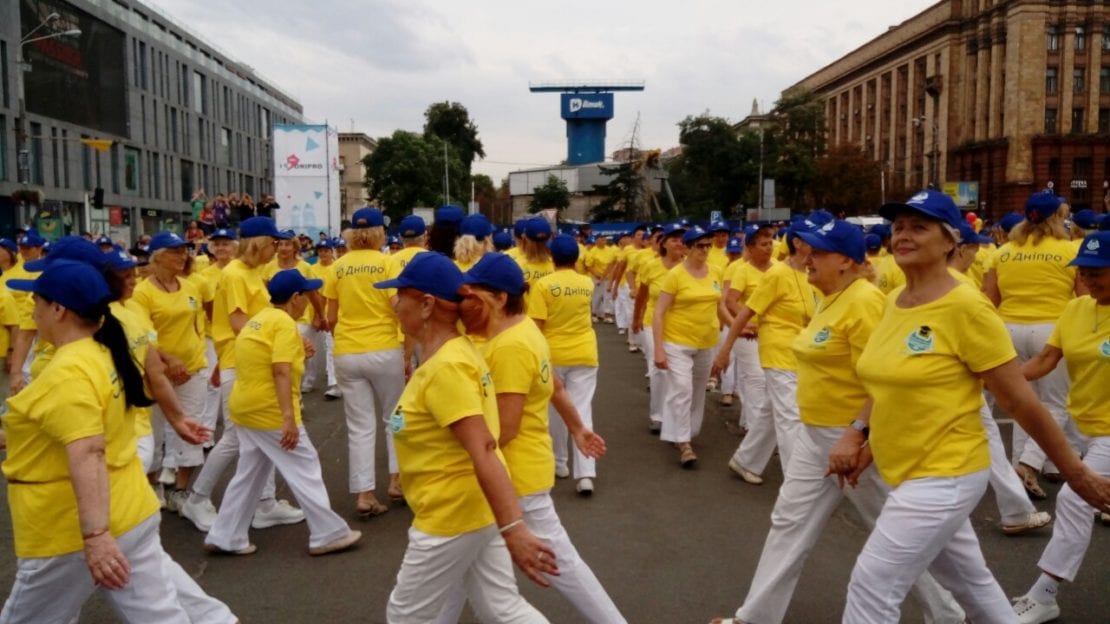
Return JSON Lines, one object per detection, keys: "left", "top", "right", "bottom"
{"left": 590, "top": 163, "right": 644, "bottom": 222}
{"left": 529, "top": 175, "right": 570, "bottom": 213}
{"left": 811, "top": 144, "right": 883, "bottom": 216}
{"left": 666, "top": 114, "right": 751, "bottom": 218}
{"left": 769, "top": 88, "right": 826, "bottom": 210}
{"left": 471, "top": 173, "right": 497, "bottom": 214}
{"left": 424, "top": 101, "right": 485, "bottom": 174}
{"left": 363, "top": 130, "right": 466, "bottom": 222}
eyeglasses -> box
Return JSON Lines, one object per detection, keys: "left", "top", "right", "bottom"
{"left": 693, "top": 243, "right": 712, "bottom": 250}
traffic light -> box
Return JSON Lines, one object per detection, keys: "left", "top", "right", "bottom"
{"left": 93, "top": 187, "right": 104, "bottom": 210}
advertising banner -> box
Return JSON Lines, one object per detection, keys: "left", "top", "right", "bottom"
{"left": 942, "top": 182, "right": 979, "bottom": 209}
{"left": 560, "top": 93, "right": 614, "bottom": 120}
{"left": 272, "top": 124, "right": 340, "bottom": 239}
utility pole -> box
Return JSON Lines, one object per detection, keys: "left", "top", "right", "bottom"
{"left": 443, "top": 140, "right": 450, "bottom": 204}
{"left": 757, "top": 125, "right": 765, "bottom": 216}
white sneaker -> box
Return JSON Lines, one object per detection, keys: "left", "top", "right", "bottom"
{"left": 158, "top": 467, "right": 176, "bottom": 485}
{"left": 300, "top": 385, "right": 315, "bottom": 394}
{"left": 628, "top": 344, "right": 640, "bottom": 353}
{"left": 252, "top": 499, "right": 306, "bottom": 529}
{"left": 164, "top": 489, "right": 187, "bottom": 513}
{"left": 1012, "top": 594, "right": 1060, "bottom": 624}
{"left": 1002, "top": 511, "right": 1052, "bottom": 535}
{"left": 324, "top": 385, "right": 342, "bottom": 401}
{"left": 576, "top": 478, "right": 594, "bottom": 496}
{"left": 728, "top": 458, "right": 763, "bottom": 484}
{"left": 554, "top": 465, "right": 570, "bottom": 479}
{"left": 617, "top": 328, "right": 626, "bottom": 335}
{"left": 180, "top": 496, "right": 219, "bottom": 532}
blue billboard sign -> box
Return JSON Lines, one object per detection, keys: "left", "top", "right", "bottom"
{"left": 560, "top": 93, "right": 614, "bottom": 120}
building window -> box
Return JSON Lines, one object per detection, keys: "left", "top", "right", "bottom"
{"left": 110, "top": 143, "right": 120, "bottom": 194}
{"left": 180, "top": 159, "right": 194, "bottom": 202}
{"left": 1101, "top": 67, "right": 1110, "bottom": 94}
{"left": 50, "top": 128, "right": 59, "bottom": 188}
{"left": 1072, "top": 108, "right": 1085, "bottom": 134}
{"left": 81, "top": 135, "right": 92, "bottom": 190}
{"left": 1073, "top": 157, "right": 1092, "bottom": 206}
{"left": 1075, "top": 27, "right": 1086, "bottom": 52}
{"left": 124, "top": 147, "right": 141, "bottom": 192}
{"left": 1074, "top": 67, "right": 1086, "bottom": 93}
{"left": 1104, "top": 25, "right": 1110, "bottom": 51}
{"left": 0, "top": 115, "right": 6, "bottom": 181}
{"left": 1048, "top": 26, "right": 1060, "bottom": 51}
{"left": 1045, "top": 108, "right": 1058, "bottom": 134}
{"left": 1046, "top": 66, "right": 1058, "bottom": 94}
{"left": 152, "top": 153, "right": 160, "bottom": 199}
{"left": 61, "top": 129, "right": 69, "bottom": 188}
{"left": 1, "top": 41, "right": 9, "bottom": 109}
{"left": 192, "top": 71, "right": 206, "bottom": 114}
{"left": 220, "top": 127, "right": 232, "bottom": 167}
{"left": 29, "top": 122, "right": 44, "bottom": 185}
{"left": 171, "top": 108, "right": 179, "bottom": 151}
{"left": 1099, "top": 108, "right": 1110, "bottom": 134}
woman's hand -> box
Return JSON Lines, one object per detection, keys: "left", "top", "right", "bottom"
{"left": 572, "top": 429, "right": 607, "bottom": 459}
{"left": 1067, "top": 465, "right": 1110, "bottom": 515}
{"left": 302, "top": 336, "right": 316, "bottom": 360}
{"left": 162, "top": 354, "right": 189, "bottom": 386}
{"left": 171, "top": 417, "right": 211, "bottom": 446}
{"left": 654, "top": 348, "right": 668, "bottom": 370}
{"left": 83, "top": 531, "right": 131, "bottom": 589}
{"left": 501, "top": 523, "right": 558, "bottom": 587}
{"left": 710, "top": 352, "right": 729, "bottom": 378}
{"left": 826, "top": 430, "right": 866, "bottom": 489}
{"left": 739, "top": 323, "right": 759, "bottom": 339}
{"left": 280, "top": 420, "right": 299, "bottom": 450}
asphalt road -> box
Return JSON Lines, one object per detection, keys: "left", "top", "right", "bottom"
{"left": 0, "top": 324, "right": 1107, "bottom": 623}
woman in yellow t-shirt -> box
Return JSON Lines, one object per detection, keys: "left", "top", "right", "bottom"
{"left": 323, "top": 207, "right": 405, "bottom": 515}
{"left": 515, "top": 217, "right": 555, "bottom": 310}
{"left": 1011, "top": 231, "right": 1110, "bottom": 622}
{"left": 375, "top": 252, "right": 554, "bottom": 621}
{"left": 3, "top": 261, "right": 233, "bottom": 622}
{"left": 842, "top": 190, "right": 1110, "bottom": 622}
{"left": 982, "top": 191, "right": 1084, "bottom": 497}
{"left": 454, "top": 213, "right": 493, "bottom": 272}
{"left": 194, "top": 228, "right": 238, "bottom": 448}
{"left": 654, "top": 226, "right": 724, "bottom": 467}
{"left": 265, "top": 232, "right": 326, "bottom": 394}
{"left": 632, "top": 224, "right": 685, "bottom": 432}
{"left": 132, "top": 231, "right": 209, "bottom": 499}
{"left": 453, "top": 252, "right": 619, "bottom": 623}
{"left": 205, "top": 269, "right": 361, "bottom": 557}
{"left": 714, "top": 223, "right": 816, "bottom": 480}
{"left": 528, "top": 235, "right": 600, "bottom": 494}
{"left": 310, "top": 238, "right": 341, "bottom": 398}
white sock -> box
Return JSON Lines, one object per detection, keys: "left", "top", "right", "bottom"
{"left": 1030, "top": 573, "right": 1059, "bottom": 604}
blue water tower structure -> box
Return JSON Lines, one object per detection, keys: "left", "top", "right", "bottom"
{"left": 529, "top": 81, "right": 645, "bottom": 166}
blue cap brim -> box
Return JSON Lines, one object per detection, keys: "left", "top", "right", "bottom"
{"left": 879, "top": 202, "right": 945, "bottom": 224}
{"left": 374, "top": 278, "right": 405, "bottom": 290}
{"left": 795, "top": 230, "right": 864, "bottom": 264}
{"left": 151, "top": 242, "right": 189, "bottom": 252}
{"left": 1069, "top": 256, "right": 1110, "bottom": 268}
{"left": 7, "top": 278, "right": 36, "bottom": 293}
{"left": 302, "top": 278, "right": 323, "bottom": 292}
{"left": 23, "top": 258, "right": 50, "bottom": 272}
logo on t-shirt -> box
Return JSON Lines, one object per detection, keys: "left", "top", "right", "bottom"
{"left": 813, "top": 326, "right": 831, "bottom": 344}
{"left": 905, "top": 326, "right": 935, "bottom": 354}
{"left": 540, "top": 360, "right": 551, "bottom": 384}
{"left": 1100, "top": 338, "right": 1110, "bottom": 358}
{"left": 390, "top": 406, "right": 405, "bottom": 433}
{"left": 712, "top": 281, "right": 721, "bottom": 292}
{"left": 549, "top": 285, "right": 562, "bottom": 297}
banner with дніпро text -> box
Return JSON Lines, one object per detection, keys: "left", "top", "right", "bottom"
{"left": 272, "top": 124, "right": 340, "bottom": 239}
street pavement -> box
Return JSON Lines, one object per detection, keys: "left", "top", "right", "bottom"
{"left": 0, "top": 323, "right": 1107, "bottom": 623}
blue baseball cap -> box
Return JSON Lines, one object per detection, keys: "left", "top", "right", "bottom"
{"left": 239, "top": 216, "right": 282, "bottom": 239}
{"left": 95, "top": 235, "right": 113, "bottom": 246}
{"left": 512, "top": 219, "right": 528, "bottom": 237}
{"left": 461, "top": 252, "right": 525, "bottom": 296}
{"left": 26, "top": 236, "right": 110, "bottom": 272}
{"left": 435, "top": 205, "right": 465, "bottom": 225}
{"left": 869, "top": 223, "right": 891, "bottom": 239}
{"left": 708, "top": 220, "right": 730, "bottom": 233}
{"left": 375, "top": 251, "right": 464, "bottom": 302}
{"left": 795, "top": 220, "right": 866, "bottom": 264}
{"left": 999, "top": 212, "right": 1024, "bottom": 233}
{"left": 743, "top": 224, "right": 764, "bottom": 245}
{"left": 148, "top": 231, "right": 189, "bottom": 253}
{"left": 278, "top": 229, "right": 296, "bottom": 240}
{"left": 660, "top": 223, "right": 686, "bottom": 239}
{"left": 1025, "top": 191, "right": 1064, "bottom": 224}
{"left": 1069, "top": 231, "right": 1110, "bottom": 267}
{"left": 957, "top": 221, "right": 993, "bottom": 246}
{"left": 683, "top": 225, "right": 712, "bottom": 245}
{"left": 492, "top": 230, "right": 513, "bottom": 251}
{"left": 106, "top": 245, "right": 138, "bottom": 270}
{"left": 524, "top": 217, "right": 552, "bottom": 242}
{"left": 8, "top": 259, "right": 111, "bottom": 315}
{"left": 808, "top": 209, "right": 835, "bottom": 226}
{"left": 315, "top": 238, "right": 334, "bottom": 249}
{"left": 725, "top": 238, "right": 743, "bottom": 254}
{"left": 387, "top": 235, "right": 401, "bottom": 246}
{"left": 0, "top": 238, "right": 19, "bottom": 254}
{"left": 351, "top": 207, "right": 384, "bottom": 229}
{"left": 460, "top": 214, "right": 493, "bottom": 240}
{"left": 549, "top": 234, "right": 580, "bottom": 265}
{"left": 398, "top": 215, "right": 426, "bottom": 237}
{"left": 649, "top": 223, "right": 664, "bottom": 234}
{"left": 268, "top": 268, "right": 323, "bottom": 303}
{"left": 332, "top": 237, "right": 347, "bottom": 248}
{"left": 879, "top": 189, "right": 963, "bottom": 229}
{"left": 210, "top": 228, "right": 237, "bottom": 241}
{"left": 864, "top": 233, "right": 883, "bottom": 251}
{"left": 1072, "top": 209, "right": 1102, "bottom": 230}
{"left": 17, "top": 230, "right": 46, "bottom": 247}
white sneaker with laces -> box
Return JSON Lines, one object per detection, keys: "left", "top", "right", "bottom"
{"left": 164, "top": 489, "right": 187, "bottom": 513}
{"left": 252, "top": 499, "right": 306, "bottom": 529}
{"left": 554, "top": 465, "right": 570, "bottom": 479}
{"left": 324, "top": 385, "right": 343, "bottom": 400}
{"left": 180, "top": 496, "right": 219, "bottom": 532}
{"left": 576, "top": 478, "right": 594, "bottom": 496}
{"left": 1012, "top": 594, "right": 1060, "bottom": 624}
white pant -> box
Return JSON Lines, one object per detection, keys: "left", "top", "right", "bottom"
{"left": 979, "top": 400, "right": 1036, "bottom": 524}
{"left": 659, "top": 342, "right": 712, "bottom": 444}
{"left": 299, "top": 323, "right": 337, "bottom": 391}
{"left": 1037, "top": 435, "right": 1106, "bottom": 582}
{"left": 765, "top": 368, "right": 801, "bottom": 472}
{"left": 387, "top": 525, "right": 548, "bottom": 624}
{"left": 637, "top": 330, "right": 666, "bottom": 427}
{"left": 159, "top": 372, "right": 208, "bottom": 469}
{"left": 1006, "top": 322, "right": 1082, "bottom": 472}
{"left": 730, "top": 345, "right": 777, "bottom": 475}
{"left": 613, "top": 284, "right": 632, "bottom": 331}
{"left": 549, "top": 366, "right": 598, "bottom": 480}
{"left": 591, "top": 279, "right": 613, "bottom": 317}
{"left": 733, "top": 338, "right": 766, "bottom": 432}
{"left": 200, "top": 338, "right": 220, "bottom": 449}
{"left": 0, "top": 514, "right": 235, "bottom": 624}
{"left": 205, "top": 426, "right": 351, "bottom": 551}
{"left": 190, "top": 368, "right": 276, "bottom": 502}
{"left": 138, "top": 434, "right": 155, "bottom": 474}
{"left": 736, "top": 425, "right": 964, "bottom": 624}
{"left": 717, "top": 330, "right": 741, "bottom": 408}
{"left": 335, "top": 348, "right": 405, "bottom": 492}
{"left": 844, "top": 469, "right": 1014, "bottom": 624}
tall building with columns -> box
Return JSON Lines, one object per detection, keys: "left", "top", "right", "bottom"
{"left": 789, "top": 0, "right": 1110, "bottom": 217}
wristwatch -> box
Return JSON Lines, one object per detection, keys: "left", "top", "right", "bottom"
{"left": 850, "top": 419, "right": 870, "bottom": 439}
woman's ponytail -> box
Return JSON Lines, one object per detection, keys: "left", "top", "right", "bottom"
{"left": 92, "top": 308, "right": 154, "bottom": 409}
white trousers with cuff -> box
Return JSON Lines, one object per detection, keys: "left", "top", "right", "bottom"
{"left": 159, "top": 372, "right": 208, "bottom": 470}
{"left": 843, "top": 469, "right": 1014, "bottom": 624}
{"left": 388, "top": 524, "right": 548, "bottom": 624}
{"left": 205, "top": 426, "right": 351, "bottom": 551}
{"left": 299, "top": 323, "right": 336, "bottom": 391}
{"left": 614, "top": 284, "right": 632, "bottom": 331}
{"left": 765, "top": 368, "right": 802, "bottom": 472}
{"left": 730, "top": 349, "right": 777, "bottom": 475}
{"left": 549, "top": 366, "right": 598, "bottom": 480}
{"left": 637, "top": 330, "right": 666, "bottom": 427}
{"left": 200, "top": 338, "right": 220, "bottom": 449}
{"left": 335, "top": 348, "right": 405, "bottom": 493}
{"left": 0, "top": 514, "right": 235, "bottom": 624}
{"left": 1037, "top": 435, "right": 1105, "bottom": 582}
{"left": 659, "top": 342, "right": 712, "bottom": 444}
{"left": 979, "top": 400, "right": 1038, "bottom": 524}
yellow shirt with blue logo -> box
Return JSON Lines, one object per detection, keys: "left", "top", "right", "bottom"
{"left": 745, "top": 262, "right": 817, "bottom": 370}
{"left": 528, "top": 269, "right": 597, "bottom": 367}
{"left": 132, "top": 277, "right": 207, "bottom": 373}
{"left": 659, "top": 263, "right": 723, "bottom": 350}
{"left": 1047, "top": 296, "right": 1110, "bottom": 437}
{"left": 991, "top": 237, "right": 1080, "bottom": 323}
{"left": 229, "top": 307, "right": 305, "bottom": 430}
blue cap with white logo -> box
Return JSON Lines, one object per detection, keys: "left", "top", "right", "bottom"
{"left": 683, "top": 225, "right": 712, "bottom": 245}
{"left": 95, "top": 235, "right": 113, "bottom": 246}
{"left": 18, "top": 230, "right": 46, "bottom": 247}
{"left": 879, "top": 189, "right": 963, "bottom": 229}
{"left": 460, "top": 252, "right": 526, "bottom": 296}
{"left": 210, "top": 228, "right": 237, "bottom": 241}
{"left": 1069, "top": 231, "right": 1110, "bottom": 267}
{"left": 8, "top": 260, "right": 111, "bottom": 315}
{"left": 1072, "top": 209, "right": 1102, "bottom": 230}
{"left": 268, "top": 268, "right": 323, "bottom": 303}
{"left": 726, "top": 238, "right": 743, "bottom": 254}
{"left": 795, "top": 220, "right": 866, "bottom": 264}
{"left": 708, "top": 220, "right": 730, "bottom": 233}
{"left": 375, "top": 252, "right": 464, "bottom": 302}
{"left": 148, "top": 231, "right": 188, "bottom": 253}
{"left": 239, "top": 216, "right": 282, "bottom": 239}
{"left": 661, "top": 223, "right": 686, "bottom": 239}
{"left": 26, "top": 236, "right": 110, "bottom": 272}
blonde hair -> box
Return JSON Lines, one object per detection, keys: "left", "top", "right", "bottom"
{"left": 238, "top": 236, "right": 273, "bottom": 267}
{"left": 150, "top": 247, "right": 186, "bottom": 276}
{"left": 523, "top": 238, "right": 551, "bottom": 264}
{"left": 453, "top": 235, "right": 490, "bottom": 265}
{"left": 345, "top": 226, "right": 385, "bottom": 250}
{"left": 1009, "top": 206, "right": 1071, "bottom": 246}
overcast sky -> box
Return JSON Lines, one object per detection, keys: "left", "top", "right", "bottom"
{"left": 145, "top": 0, "right": 937, "bottom": 184}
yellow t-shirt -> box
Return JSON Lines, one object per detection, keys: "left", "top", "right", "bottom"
{"left": 992, "top": 237, "right": 1080, "bottom": 323}
{"left": 322, "top": 249, "right": 401, "bottom": 355}
{"left": 874, "top": 254, "right": 906, "bottom": 294}
{"left": 745, "top": 262, "right": 817, "bottom": 370}
{"left": 1047, "top": 296, "right": 1110, "bottom": 437}
{"left": 585, "top": 245, "right": 617, "bottom": 278}
{"left": 528, "top": 269, "right": 598, "bottom": 367}
{"left": 792, "top": 279, "right": 885, "bottom": 427}
{"left": 196, "top": 263, "right": 224, "bottom": 339}
{"left": 110, "top": 301, "right": 158, "bottom": 439}
{"left": 516, "top": 257, "right": 555, "bottom": 286}
{"left": 707, "top": 245, "right": 729, "bottom": 271}
{"left": 505, "top": 247, "right": 522, "bottom": 262}
{"left": 192, "top": 253, "right": 211, "bottom": 272}
{"left": 131, "top": 277, "right": 207, "bottom": 373}
{"left": 480, "top": 319, "right": 555, "bottom": 498}
{"left": 4, "top": 261, "right": 38, "bottom": 307}
{"left": 229, "top": 308, "right": 305, "bottom": 430}
{"left": 212, "top": 259, "right": 270, "bottom": 369}
{"left": 728, "top": 260, "right": 775, "bottom": 304}
{"left": 625, "top": 246, "right": 651, "bottom": 288}
{"left": 967, "top": 245, "right": 994, "bottom": 288}
{"left": 391, "top": 335, "right": 504, "bottom": 536}
{"left": 659, "top": 263, "right": 723, "bottom": 349}
{"left": 3, "top": 338, "right": 159, "bottom": 558}
{"left": 856, "top": 284, "right": 1017, "bottom": 486}
{"left": 391, "top": 246, "right": 426, "bottom": 270}
{"left": 0, "top": 287, "right": 19, "bottom": 356}
{"left": 638, "top": 256, "right": 670, "bottom": 328}
{"left": 575, "top": 244, "right": 589, "bottom": 275}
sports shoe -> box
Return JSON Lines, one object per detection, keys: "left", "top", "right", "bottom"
{"left": 628, "top": 344, "right": 640, "bottom": 353}
{"left": 576, "top": 478, "right": 594, "bottom": 496}
{"left": 1002, "top": 511, "right": 1052, "bottom": 535}
{"left": 204, "top": 542, "right": 257, "bottom": 556}
{"left": 648, "top": 421, "right": 662, "bottom": 435}
{"left": 554, "top": 465, "right": 570, "bottom": 479}
{"left": 324, "top": 385, "right": 342, "bottom": 401}
{"left": 300, "top": 384, "right": 315, "bottom": 394}
{"left": 617, "top": 328, "right": 626, "bottom": 335}
{"left": 309, "top": 530, "right": 363, "bottom": 556}
{"left": 728, "top": 458, "right": 763, "bottom": 484}
{"left": 164, "top": 489, "right": 187, "bottom": 513}
{"left": 180, "top": 496, "right": 219, "bottom": 532}
{"left": 706, "top": 377, "right": 719, "bottom": 392}
{"left": 252, "top": 499, "right": 306, "bottom": 529}
{"left": 1012, "top": 594, "right": 1060, "bottom": 624}
{"left": 719, "top": 394, "right": 735, "bottom": 407}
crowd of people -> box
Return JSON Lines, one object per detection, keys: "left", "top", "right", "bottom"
{"left": 0, "top": 190, "right": 1108, "bottom": 623}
